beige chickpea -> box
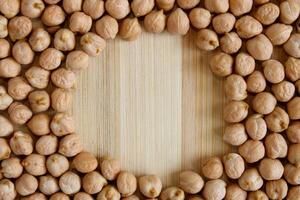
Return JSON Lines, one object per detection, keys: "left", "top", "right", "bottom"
{"left": 101, "top": 157, "right": 121, "bottom": 181}
{"left": 80, "top": 32, "right": 106, "bottom": 56}
{"left": 0, "top": 57, "right": 21, "bottom": 78}
{"left": 25, "top": 66, "right": 50, "bottom": 89}
{"left": 288, "top": 97, "right": 300, "bottom": 120}
{"left": 51, "top": 113, "right": 75, "bottom": 137}
{"left": 262, "top": 59, "right": 285, "bottom": 84}
{"left": 167, "top": 8, "right": 190, "bottom": 35}
{"left": 74, "top": 192, "right": 93, "bottom": 200}
{"left": 73, "top": 151, "right": 98, "bottom": 173}
{"left": 288, "top": 144, "right": 300, "bottom": 167}
{"left": 0, "top": 39, "right": 10, "bottom": 59}
{"left": 105, "top": 0, "right": 130, "bottom": 20}
{"left": 224, "top": 101, "right": 249, "bottom": 123}
{"left": 287, "top": 186, "right": 300, "bottom": 200}
{"left": 266, "top": 179, "right": 288, "bottom": 200}
{"left": 280, "top": 0, "right": 300, "bottom": 24}
{"left": 204, "top": 0, "right": 229, "bottom": 13}
{"left": 265, "top": 106, "right": 289, "bottom": 132}
{"left": 119, "top": 17, "right": 142, "bottom": 41}
{"left": 39, "top": 175, "right": 59, "bottom": 195}
{"left": 209, "top": 52, "right": 232, "bottom": 76}
{"left": 156, "top": 0, "right": 175, "bottom": 11}
{"left": 62, "top": 0, "right": 82, "bottom": 14}
{"left": 284, "top": 33, "right": 300, "bottom": 58}
{"left": 8, "top": 16, "right": 32, "bottom": 41}
{"left": 265, "top": 132, "right": 287, "bottom": 158}
{"left": 29, "top": 28, "right": 51, "bottom": 52}
{"left": 82, "top": 171, "right": 107, "bottom": 194}
{"left": 222, "top": 153, "right": 245, "bottom": 179}
{"left": 177, "top": 0, "right": 199, "bottom": 9}
{"left": 202, "top": 157, "right": 223, "bottom": 179}
{"left": 22, "top": 154, "right": 46, "bottom": 176}
{"left": 196, "top": 29, "right": 219, "bottom": 51}
{"left": 51, "top": 88, "right": 73, "bottom": 112}
{"left": 66, "top": 50, "right": 89, "bottom": 72}
{"left": 252, "top": 92, "right": 277, "bottom": 115}
{"left": 1, "top": 157, "right": 23, "bottom": 178}
{"left": 284, "top": 163, "right": 300, "bottom": 185}
{"left": 235, "top": 52, "right": 255, "bottom": 77}
{"left": 42, "top": 5, "right": 65, "bottom": 26}
{"left": 235, "top": 15, "right": 263, "bottom": 39}
{"left": 12, "top": 40, "right": 34, "bottom": 65}
{"left": 21, "top": 0, "right": 45, "bottom": 18}
{"left": 27, "top": 113, "right": 51, "bottom": 136}
{"left": 21, "top": 192, "right": 47, "bottom": 200}
{"left": 139, "top": 175, "right": 162, "bottom": 198}
{"left": 225, "top": 184, "right": 247, "bottom": 200}
{"left": 9, "top": 131, "right": 33, "bottom": 156}
{"left": 223, "top": 123, "right": 248, "bottom": 146}
{"left": 0, "top": 115, "right": 13, "bottom": 137}
{"left": 54, "top": 28, "right": 76, "bottom": 52}
{"left": 189, "top": 8, "right": 211, "bottom": 29}
{"left": 248, "top": 190, "right": 268, "bottom": 200}
{"left": 246, "top": 71, "right": 266, "bottom": 93}
{"left": 202, "top": 179, "right": 226, "bottom": 200}
{"left": 96, "top": 185, "right": 121, "bottom": 200}
{"left": 83, "top": 0, "right": 104, "bottom": 20}
{"left": 8, "top": 102, "right": 32, "bottom": 125}
{"left": 46, "top": 154, "right": 69, "bottom": 177}
{"left": 59, "top": 133, "right": 83, "bottom": 157}
{"left": 59, "top": 171, "right": 81, "bottom": 195}
{"left": 28, "top": 90, "right": 50, "bottom": 113}
{"left": 117, "top": 171, "right": 137, "bottom": 197}
{"left": 16, "top": 174, "right": 38, "bottom": 196}
{"left": 39, "top": 48, "right": 64, "bottom": 71}
{"left": 0, "top": 15, "right": 8, "bottom": 38}
{"left": 220, "top": 32, "right": 242, "bottom": 54}
{"left": 259, "top": 158, "right": 284, "bottom": 180}
{"left": 285, "top": 57, "right": 300, "bottom": 81}
{"left": 131, "top": 0, "right": 154, "bottom": 17}
{"left": 212, "top": 13, "right": 235, "bottom": 34}
{"left": 0, "top": 0, "right": 20, "bottom": 19}
{"left": 160, "top": 187, "right": 184, "bottom": 200}
{"left": 8, "top": 76, "right": 33, "bottom": 100}
{"left": 245, "top": 114, "right": 267, "bottom": 140}
{"left": 265, "top": 23, "right": 293, "bottom": 46}
{"left": 50, "top": 192, "right": 70, "bottom": 200}
{"left": 229, "top": 0, "right": 252, "bottom": 16}
{"left": 144, "top": 10, "right": 166, "bottom": 34}
{"left": 238, "top": 168, "right": 263, "bottom": 191}
{"left": 246, "top": 34, "right": 273, "bottom": 61}
{"left": 253, "top": 3, "right": 280, "bottom": 25}
{"left": 95, "top": 15, "right": 119, "bottom": 40}
{"left": 179, "top": 171, "right": 203, "bottom": 194}
{"left": 51, "top": 68, "right": 76, "bottom": 89}
{"left": 238, "top": 140, "right": 265, "bottom": 163}
{"left": 287, "top": 121, "right": 300, "bottom": 143}
{"left": 0, "top": 179, "right": 16, "bottom": 200}
{"left": 272, "top": 81, "right": 295, "bottom": 102}
{"left": 35, "top": 134, "right": 58, "bottom": 155}
{"left": 69, "top": 12, "right": 92, "bottom": 34}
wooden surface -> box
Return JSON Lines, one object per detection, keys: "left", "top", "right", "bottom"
{"left": 72, "top": 30, "right": 233, "bottom": 186}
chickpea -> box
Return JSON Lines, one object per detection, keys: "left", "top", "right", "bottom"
{"left": 284, "top": 33, "right": 300, "bottom": 58}
{"left": 0, "top": 115, "right": 13, "bottom": 137}
{"left": 247, "top": 71, "right": 266, "bottom": 93}
{"left": 229, "top": 0, "right": 252, "bottom": 16}
{"left": 122, "top": 195, "right": 140, "bottom": 200}
{"left": 51, "top": 88, "right": 73, "bottom": 112}
{"left": 83, "top": 0, "right": 104, "bottom": 20}
{"left": 235, "top": 15, "right": 263, "bottom": 39}
{"left": 223, "top": 123, "right": 248, "bottom": 146}
{"left": 196, "top": 29, "right": 219, "bottom": 51}
{"left": 235, "top": 52, "right": 255, "bottom": 77}
{"left": 29, "top": 28, "right": 51, "bottom": 52}
{"left": 288, "top": 97, "right": 300, "bottom": 120}
{"left": 0, "top": 57, "right": 21, "bottom": 78}
{"left": 35, "top": 134, "right": 58, "bottom": 155}
{"left": 25, "top": 66, "right": 50, "bottom": 89}
{"left": 167, "top": 8, "right": 190, "bottom": 35}
{"left": 265, "top": 106, "right": 289, "bottom": 132}
{"left": 119, "top": 17, "right": 142, "bottom": 41}
{"left": 284, "top": 163, "right": 300, "bottom": 185}
{"left": 8, "top": 102, "right": 32, "bottom": 125}
{"left": 0, "top": 179, "right": 16, "bottom": 200}
{"left": 1, "top": 157, "right": 23, "bottom": 178}
{"left": 204, "top": 0, "right": 229, "bottom": 13}
{"left": 96, "top": 185, "right": 121, "bottom": 200}
{"left": 8, "top": 16, "right": 32, "bottom": 41}
{"left": 285, "top": 57, "right": 300, "bottom": 82}
{"left": 252, "top": 92, "right": 277, "bottom": 115}
{"left": 80, "top": 32, "right": 106, "bottom": 56}
{"left": 12, "top": 40, "right": 34, "bottom": 65}
{"left": 82, "top": 171, "right": 107, "bottom": 194}
{"left": 8, "top": 76, "right": 33, "bottom": 100}
{"left": 69, "top": 12, "right": 92, "bottom": 34}
{"left": 265, "top": 23, "right": 293, "bottom": 46}
{"left": 21, "top": 193, "right": 47, "bottom": 200}
{"left": 156, "top": 0, "right": 175, "bottom": 11}
{"left": 54, "top": 29, "right": 76, "bottom": 52}
{"left": 160, "top": 187, "right": 184, "bottom": 200}
{"left": 39, "top": 48, "right": 64, "bottom": 71}
{"left": 280, "top": 0, "right": 300, "bottom": 24}
{"left": 202, "top": 179, "right": 226, "bottom": 200}
{"left": 248, "top": 190, "right": 268, "bottom": 200}
{"left": 28, "top": 90, "right": 50, "bottom": 113}
{"left": 222, "top": 153, "right": 245, "bottom": 179}
{"left": 144, "top": 10, "right": 166, "bottom": 34}
{"left": 254, "top": 3, "right": 280, "bottom": 25}
{"left": 245, "top": 114, "right": 267, "bottom": 140}
{"left": 238, "top": 168, "right": 263, "bottom": 191}
{"left": 0, "top": 0, "right": 20, "bottom": 19}
{"left": 42, "top": 5, "right": 65, "bottom": 26}
{"left": 0, "top": 88, "right": 12, "bottom": 110}
{"left": 39, "top": 175, "right": 59, "bottom": 195}
{"left": 246, "top": 34, "right": 273, "bottom": 61}
{"left": 287, "top": 121, "right": 300, "bottom": 143}
{"left": 259, "top": 158, "right": 284, "bottom": 180}
{"left": 73, "top": 151, "right": 98, "bottom": 173}
{"left": 59, "top": 171, "right": 81, "bottom": 195}
{"left": 0, "top": 16, "right": 8, "bottom": 38}
{"left": 59, "top": 133, "right": 83, "bottom": 157}
{"left": 0, "top": 139, "right": 10, "bottom": 161}
{"left": 189, "top": 8, "right": 211, "bottom": 29}
{"left": 202, "top": 157, "right": 223, "bottom": 179}
{"left": 209, "top": 52, "right": 233, "bottom": 76}
{"left": 287, "top": 186, "right": 300, "bottom": 200}
{"left": 51, "top": 68, "right": 76, "bottom": 89}
{"left": 212, "top": 13, "right": 235, "bottom": 34}
{"left": 117, "top": 171, "right": 137, "bottom": 197}
{"left": 272, "top": 81, "right": 295, "bottom": 102}
{"left": 101, "top": 157, "right": 121, "bottom": 181}
{"left": 21, "top": 0, "right": 45, "bottom": 18}
{"left": 74, "top": 192, "right": 93, "bottom": 200}
{"left": 46, "top": 154, "right": 69, "bottom": 177}
{"left": 131, "top": 0, "right": 154, "bottom": 17}
{"left": 238, "top": 140, "right": 265, "bottom": 163}
{"left": 224, "top": 101, "right": 249, "bottom": 123}
{"left": 66, "top": 50, "right": 89, "bottom": 72}
{"left": 179, "top": 171, "right": 203, "bottom": 194}
{"left": 51, "top": 113, "right": 75, "bottom": 137}
{"left": 9, "top": 131, "right": 33, "bottom": 156}
{"left": 95, "top": 15, "right": 119, "bottom": 40}
{"left": 63, "top": 0, "right": 82, "bottom": 14}
{"left": 27, "top": 113, "right": 50, "bottom": 136}
{"left": 288, "top": 144, "right": 300, "bottom": 167}
{"left": 0, "top": 39, "right": 10, "bottom": 59}
{"left": 50, "top": 193, "right": 70, "bottom": 200}
{"left": 225, "top": 184, "right": 247, "bottom": 200}
{"left": 15, "top": 174, "right": 38, "bottom": 196}
{"left": 176, "top": 0, "right": 199, "bottom": 9}
{"left": 266, "top": 179, "right": 288, "bottom": 200}
{"left": 139, "top": 175, "right": 163, "bottom": 198}
{"left": 262, "top": 60, "right": 285, "bottom": 84}
{"left": 105, "top": 0, "right": 130, "bottom": 20}
{"left": 22, "top": 154, "right": 46, "bottom": 176}
{"left": 220, "top": 32, "right": 242, "bottom": 54}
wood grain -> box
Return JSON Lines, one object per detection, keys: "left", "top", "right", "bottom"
{"left": 72, "top": 30, "right": 232, "bottom": 186}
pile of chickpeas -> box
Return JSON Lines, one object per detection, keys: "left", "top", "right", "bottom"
{"left": 1, "top": 0, "right": 300, "bottom": 199}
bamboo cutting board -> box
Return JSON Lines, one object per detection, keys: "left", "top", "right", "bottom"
{"left": 72, "top": 30, "right": 233, "bottom": 186}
